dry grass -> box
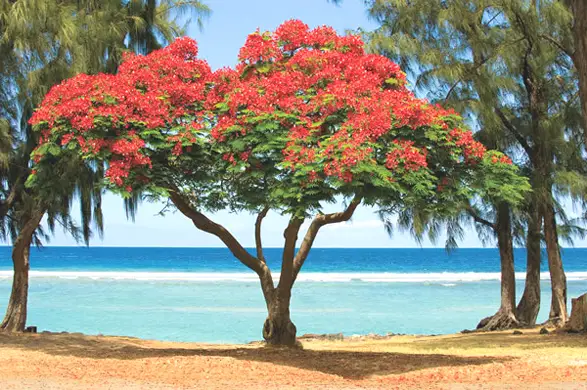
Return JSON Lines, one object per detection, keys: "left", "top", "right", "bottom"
{"left": 0, "top": 328, "right": 586, "bottom": 389}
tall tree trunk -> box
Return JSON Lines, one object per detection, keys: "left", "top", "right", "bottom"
{"left": 0, "top": 209, "right": 44, "bottom": 332}
{"left": 516, "top": 202, "right": 542, "bottom": 326}
{"left": 477, "top": 202, "right": 519, "bottom": 330}
{"left": 568, "top": 0, "right": 587, "bottom": 145}
{"left": 544, "top": 198, "right": 568, "bottom": 326}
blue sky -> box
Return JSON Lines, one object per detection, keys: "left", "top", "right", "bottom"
{"left": 44, "top": 0, "right": 587, "bottom": 248}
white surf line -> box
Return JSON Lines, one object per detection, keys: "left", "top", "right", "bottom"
{"left": 1, "top": 270, "right": 587, "bottom": 282}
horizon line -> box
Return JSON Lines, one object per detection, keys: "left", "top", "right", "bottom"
{"left": 1, "top": 245, "right": 586, "bottom": 250}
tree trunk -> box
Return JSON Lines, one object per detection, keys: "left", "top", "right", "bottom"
{"left": 0, "top": 245, "right": 30, "bottom": 332}
{"left": 260, "top": 217, "right": 302, "bottom": 346}
{"left": 477, "top": 203, "right": 519, "bottom": 331}
{"left": 516, "top": 203, "right": 542, "bottom": 326}
{"left": 563, "top": 294, "right": 587, "bottom": 333}
{"left": 0, "top": 210, "right": 44, "bottom": 332}
{"left": 568, "top": 0, "right": 587, "bottom": 146}
{"left": 262, "top": 289, "right": 297, "bottom": 346}
{"left": 544, "top": 200, "right": 568, "bottom": 326}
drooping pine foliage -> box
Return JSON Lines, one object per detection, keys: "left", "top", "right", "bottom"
{"left": 0, "top": 0, "right": 210, "bottom": 245}
{"left": 365, "top": 0, "right": 584, "bottom": 325}
{"left": 366, "top": 0, "right": 585, "bottom": 244}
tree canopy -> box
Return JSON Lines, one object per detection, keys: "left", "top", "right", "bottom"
{"left": 30, "top": 20, "right": 526, "bottom": 214}
{"left": 28, "top": 20, "right": 529, "bottom": 344}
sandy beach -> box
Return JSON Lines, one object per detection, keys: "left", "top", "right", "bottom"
{"left": 0, "top": 329, "right": 586, "bottom": 389}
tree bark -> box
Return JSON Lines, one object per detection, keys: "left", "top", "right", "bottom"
{"left": 262, "top": 288, "right": 297, "bottom": 346}
{"left": 563, "top": 293, "right": 587, "bottom": 333}
{"left": 262, "top": 217, "right": 303, "bottom": 346}
{"left": 567, "top": 0, "right": 587, "bottom": 146}
{"left": 292, "top": 197, "right": 361, "bottom": 283}
{"left": 516, "top": 202, "right": 542, "bottom": 326}
{"left": 477, "top": 202, "right": 519, "bottom": 331}
{"left": 1, "top": 209, "right": 45, "bottom": 332}
{"left": 544, "top": 199, "right": 568, "bottom": 326}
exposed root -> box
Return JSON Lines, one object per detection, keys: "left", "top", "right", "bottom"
{"left": 476, "top": 310, "right": 520, "bottom": 331}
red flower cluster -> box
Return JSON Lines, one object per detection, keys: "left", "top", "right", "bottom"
{"left": 385, "top": 141, "right": 428, "bottom": 171}
{"left": 211, "top": 20, "right": 493, "bottom": 183}
{"left": 448, "top": 128, "right": 487, "bottom": 162}
{"left": 491, "top": 154, "right": 512, "bottom": 164}
{"left": 29, "top": 20, "right": 510, "bottom": 192}
{"left": 30, "top": 37, "right": 212, "bottom": 188}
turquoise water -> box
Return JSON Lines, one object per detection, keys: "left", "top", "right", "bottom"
{"left": 0, "top": 247, "right": 586, "bottom": 343}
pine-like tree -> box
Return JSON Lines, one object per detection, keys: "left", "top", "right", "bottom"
{"left": 366, "top": 0, "right": 585, "bottom": 327}
{"left": 0, "top": 0, "right": 210, "bottom": 332}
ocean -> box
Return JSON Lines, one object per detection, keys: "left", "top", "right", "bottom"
{"left": 0, "top": 246, "right": 586, "bottom": 343}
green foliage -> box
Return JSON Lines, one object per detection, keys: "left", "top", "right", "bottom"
{"left": 366, "top": 0, "right": 584, "bottom": 247}
{"left": 0, "top": 0, "right": 210, "bottom": 245}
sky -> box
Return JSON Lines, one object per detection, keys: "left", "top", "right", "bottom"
{"left": 43, "top": 0, "right": 587, "bottom": 248}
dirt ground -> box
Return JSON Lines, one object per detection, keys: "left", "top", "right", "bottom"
{"left": 0, "top": 328, "right": 586, "bottom": 389}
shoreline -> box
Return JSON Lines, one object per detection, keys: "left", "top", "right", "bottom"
{"left": 1, "top": 327, "right": 586, "bottom": 389}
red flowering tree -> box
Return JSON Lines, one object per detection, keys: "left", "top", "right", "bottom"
{"left": 29, "top": 21, "right": 527, "bottom": 345}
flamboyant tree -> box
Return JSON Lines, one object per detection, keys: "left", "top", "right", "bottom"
{"left": 29, "top": 21, "right": 527, "bottom": 345}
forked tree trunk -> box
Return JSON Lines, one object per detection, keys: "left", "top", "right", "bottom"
{"left": 477, "top": 203, "right": 519, "bottom": 330}
{"left": 1, "top": 210, "right": 44, "bottom": 332}
{"left": 169, "top": 190, "right": 360, "bottom": 347}
{"left": 544, "top": 200, "right": 568, "bottom": 326}
{"left": 516, "top": 204, "right": 542, "bottom": 326}
{"left": 258, "top": 266, "right": 297, "bottom": 346}
{"left": 260, "top": 218, "right": 302, "bottom": 346}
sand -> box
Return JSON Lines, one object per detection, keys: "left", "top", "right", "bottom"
{"left": 0, "top": 328, "right": 586, "bottom": 389}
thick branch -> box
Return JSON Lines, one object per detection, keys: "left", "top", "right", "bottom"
{"left": 292, "top": 196, "right": 362, "bottom": 283}
{"left": 465, "top": 204, "right": 496, "bottom": 231}
{"left": 168, "top": 189, "right": 266, "bottom": 276}
{"left": 255, "top": 206, "right": 269, "bottom": 263}
{"left": 277, "top": 216, "right": 304, "bottom": 293}
{"left": 0, "top": 178, "right": 22, "bottom": 218}
{"left": 495, "top": 106, "right": 533, "bottom": 158}
{"left": 14, "top": 207, "right": 46, "bottom": 255}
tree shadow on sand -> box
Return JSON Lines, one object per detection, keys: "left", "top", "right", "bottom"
{"left": 0, "top": 332, "right": 513, "bottom": 379}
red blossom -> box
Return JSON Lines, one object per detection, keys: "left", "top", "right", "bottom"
{"left": 449, "top": 128, "right": 487, "bottom": 162}
{"left": 30, "top": 21, "right": 495, "bottom": 192}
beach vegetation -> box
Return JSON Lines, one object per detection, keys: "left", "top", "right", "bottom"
{"left": 29, "top": 20, "right": 528, "bottom": 345}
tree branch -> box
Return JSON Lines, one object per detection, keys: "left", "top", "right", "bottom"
{"left": 168, "top": 188, "right": 267, "bottom": 276}
{"left": 494, "top": 106, "right": 533, "bottom": 157}
{"left": 539, "top": 34, "right": 573, "bottom": 57}
{"left": 0, "top": 178, "right": 22, "bottom": 218}
{"left": 13, "top": 206, "right": 46, "bottom": 258}
{"left": 255, "top": 206, "right": 269, "bottom": 263}
{"left": 292, "top": 196, "right": 362, "bottom": 283}
{"left": 465, "top": 204, "right": 496, "bottom": 230}
{"left": 444, "top": 79, "right": 463, "bottom": 103}
{"left": 277, "top": 216, "right": 304, "bottom": 293}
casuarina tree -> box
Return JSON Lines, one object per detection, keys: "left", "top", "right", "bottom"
{"left": 366, "top": 0, "right": 585, "bottom": 328}
{"left": 0, "top": 0, "right": 210, "bottom": 332}
{"left": 29, "top": 20, "right": 527, "bottom": 345}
